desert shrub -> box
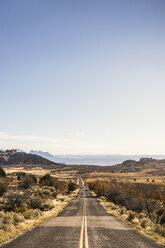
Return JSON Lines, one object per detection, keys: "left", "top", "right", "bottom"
{"left": 68, "top": 181, "right": 77, "bottom": 193}
{"left": 42, "top": 200, "right": 54, "bottom": 210}
{"left": 120, "top": 208, "right": 125, "bottom": 215}
{"left": 139, "top": 213, "right": 145, "bottom": 219}
{"left": 52, "top": 191, "right": 57, "bottom": 198}
{"left": 0, "top": 178, "right": 8, "bottom": 196}
{"left": 33, "top": 209, "right": 42, "bottom": 218}
{"left": 42, "top": 189, "right": 52, "bottom": 197}
{"left": 0, "top": 167, "right": 6, "bottom": 177}
{"left": 127, "top": 212, "right": 135, "bottom": 221}
{"left": 23, "top": 209, "right": 35, "bottom": 219}
{"left": 0, "top": 197, "right": 3, "bottom": 204}
{"left": 14, "top": 203, "right": 28, "bottom": 213}
{"left": 17, "top": 172, "right": 26, "bottom": 180}
{"left": 29, "top": 196, "right": 43, "bottom": 210}
{"left": 41, "top": 187, "right": 57, "bottom": 198}
{"left": 155, "top": 225, "right": 165, "bottom": 237}
{"left": 13, "top": 212, "right": 24, "bottom": 224}
{"left": 140, "top": 219, "right": 148, "bottom": 228}
{"left": 23, "top": 209, "right": 42, "bottom": 219}
{"left": 39, "top": 174, "right": 68, "bottom": 193}
{"left": 2, "top": 212, "right": 13, "bottom": 225}
{"left": 89, "top": 180, "right": 106, "bottom": 197}
{"left": 0, "top": 210, "right": 5, "bottom": 219}
{"left": 39, "top": 174, "right": 54, "bottom": 187}
{"left": 19, "top": 174, "right": 37, "bottom": 189}
{"left": 160, "top": 215, "right": 165, "bottom": 225}
{"left": 111, "top": 206, "right": 117, "bottom": 210}
{"left": 88, "top": 180, "right": 165, "bottom": 215}
{"left": 120, "top": 209, "right": 124, "bottom": 214}
{"left": 55, "top": 180, "right": 68, "bottom": 193}
{"left": 3, "top": 223, "right": 13, "bottom": 232}
{"left": 0, "top": 219, "right": 3, "bottom": 229}
{"left": 5, "top": 191, "right": 28, "bottom": 211}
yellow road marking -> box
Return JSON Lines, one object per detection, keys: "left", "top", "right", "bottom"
{"left": 79, "top": 206, "right": 85, "bottom": 248}
{"left": 79, "top": 189, "right": 89, "bottom": 248}
{"left": 84, "top": 199, "right": 89, "bottom": 248}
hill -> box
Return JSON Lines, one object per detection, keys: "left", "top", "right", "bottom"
{"left": 86, "top": 157, "right": 165, "bottom": 175}
{"left": 29, "top": 150, "right": 165, "bottom": 166}
{"left": 110, "top": 157, "right": 165, "bottom": 175}
{"left": 0, "top": 150, "right": 165, "bottom": 175}
{"left": 64, "top": 157, "right": 165, "bottom": 176}
{"left": 0, "top": 149, "right": 64, "bottom": 168}
{"left": 30, "top": 150, "right": 57, "bottom": 163}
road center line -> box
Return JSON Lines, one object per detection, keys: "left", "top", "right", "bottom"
{"left": 79, "top": 215, "right": 84, "bottom": 248}
{"left": 79, "top": 198, "right": 85, "bottom": 248}
{"left": 84, "top": 198, "right": 89, "bottom": 248}
{"left": 79, "top": 189, "right": 89, "bottom": 248}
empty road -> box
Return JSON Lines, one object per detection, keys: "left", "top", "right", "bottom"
{"left": 2, "top": 186, "right": 164, "bottom": 248}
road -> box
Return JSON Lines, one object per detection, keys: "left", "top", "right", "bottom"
{"left": 2, "top": 186, "right": 164, "bottom": 248}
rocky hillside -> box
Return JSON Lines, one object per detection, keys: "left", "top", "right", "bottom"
{"left": 67, "top": 157, "right": 165, "bottom": 176}
{"left": 0, "top": 149, "right": 63, "bottom": 168}
{"left": 102, "top": 157, "right": 165, "bottom": 175}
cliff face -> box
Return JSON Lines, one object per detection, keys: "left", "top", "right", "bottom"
{"left": 0, "top": 149, "right": 17, "bottom": 163}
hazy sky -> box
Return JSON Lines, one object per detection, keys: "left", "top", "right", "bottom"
{"left": 0, "top": 0, "right": 165, "bottom": 154}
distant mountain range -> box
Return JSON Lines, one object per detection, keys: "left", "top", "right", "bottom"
{"left": 0, "top": 149, "right": 165, "bottom": 176}
{"left": 29, "top": 150, "right": 165, "bottom": 166}
{"left": 0, "top": 149, "right": 63, "bottom": 168}
{"left": 30, "top": 150, "right": 58, "bottom": 163}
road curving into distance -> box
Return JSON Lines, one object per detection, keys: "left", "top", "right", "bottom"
{"left": 2, "top": 179, "right": 165, "bottom": 248}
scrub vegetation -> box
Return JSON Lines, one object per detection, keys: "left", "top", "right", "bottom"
{"left": 0, "top": 167, "right": 78, "bottom": 246}
{"left": 88, "top": 179, "right": 165, "bottom": 243}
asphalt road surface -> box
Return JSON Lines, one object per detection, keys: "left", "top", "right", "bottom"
{"left": 2, "top": 186, "right": 165, "bottom": 248}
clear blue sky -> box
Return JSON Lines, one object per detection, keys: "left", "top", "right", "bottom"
{"left": 0, "top": 0, "right": 165, "bottom": 154}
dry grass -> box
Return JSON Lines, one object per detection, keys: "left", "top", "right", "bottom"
{"left": 0, "top": 189, "right": 79, "bottom": 246}
{"left": 5, "top": 168, "right": 79, "bottom": 180}
{"left": 86, "top": 172, "right": 165, "bottom": 185}
{"left": 5, "top": 167, "right": 51, "bottom": 176}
